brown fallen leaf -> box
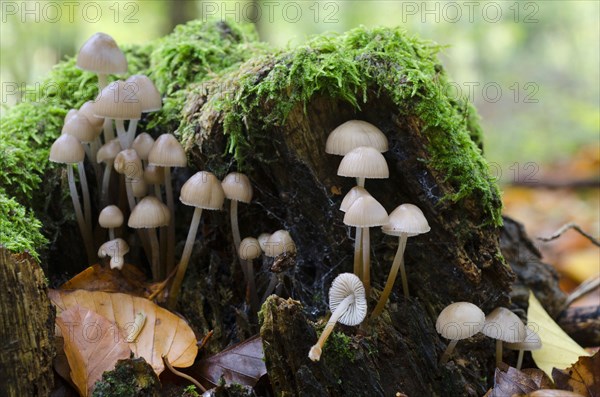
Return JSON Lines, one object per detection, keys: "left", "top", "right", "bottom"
{"left": 56, "top": 306, "right": 132, "bottom": 397}
{"left": 521, "top": 368, "right": 555, "bottom": 389}
{"left": 552, "top": 352, "right": 600, "bottom": 397}
{"left": 60, "top": 263, "right": 154, "bottom": 297}
{"left": 485, "top": 364, "right": 550, "bottom": 397}
{"left": 191, "top": 335, "right": 266, "bottom": 388}
{"left": 49, "top": 289, "right": 198, "bottom": 376}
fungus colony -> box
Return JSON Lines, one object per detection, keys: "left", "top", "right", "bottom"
{"left": 51, "top": 32, "right": 538, "bottom": 368}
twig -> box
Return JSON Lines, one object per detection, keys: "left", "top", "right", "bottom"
{"left": 537, "top": 223, "right": 600, "bottom": 247}
{"left": 163, "top": 355, "right": 207, "bottom": 392}
{"left": 562, "top": 275, "right": 600, "bottom": 310}
{"left": 197, "top": 330, "right": 213, "bottom": 351}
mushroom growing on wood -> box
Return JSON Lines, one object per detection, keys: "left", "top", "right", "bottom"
{"left": 309, "top": 273, "right": 367, "bottom": 362}
{"left": 482, "top": 307, "right": 526, "bottom": 367}
{"left": 337, "top": 146, "right": 389, "bottom": 188}
{"left": 340, "top": 186, "right": 370, "bottom": 279}
{"left": 49, "top": 134, "right": 94, "bottom": 264}
{"left": 238, "top": 237, "right": 262, "bottom": 310}
{"left": 114, "top": 149, "right": 143, "bottom": 212}
{"left": 325, "top": 120, "right": 388, "bottom": 156}
{"left": 436, "top": 302, "right": 485, "bottom": 364}
{"left": 98, "top": 205, "right": 123, "bottom": 240}
{"left": 262, "top": 230, "right": 297, "bottom": 302}
{"left": 168, "top": 171, "right": 224, "bottom": 309}
{"left": 505, "top": 327, "right": 541, "bottom": 370}
{"left": 98, "top": 238, "right": 129, "bottom": 270}
{"left": 94, "top": 80, "right": 142, "bottom": 149}
{"left": 96, "top": 139, "right": 121, "bottom": 206}
{"left": 372, "top": 204, "right": 430, "bottom": 317}
{"left": 124, "top": 75, "right": 162, "bottom": 144}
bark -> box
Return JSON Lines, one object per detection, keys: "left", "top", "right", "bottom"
{"left": 0, "top": 248, "right": 55, "bottom": 397}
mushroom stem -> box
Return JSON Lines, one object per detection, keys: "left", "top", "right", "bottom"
{"left": 164, "top": 167, "right": 176, "bottom": 275}
{"left": 362, "top": 227, "right": 371, "bottom": 297}
{"left": 439, "top": 339, "right": 458, "bottom": 365}
{"left": 516, "top": 349, "right": 524, "bottom": 370}
{"left": 109, "top": 228, "right": 115, "bottom": 240}
{"left": 102, "top": 118, "right": 115, "bottom": 142}
{"left": 77, "top": 162, "right": 92, "bottom": 230}
{"left": 353, "top": 227, "right": 363, "bottom": 279}
{"left": 168, "top": 207, "right": 202, "bottom": 309}
{"left": 371, "top": 233, "right": 409, "bottom": 318}
{"left": 148, "top": 228, "right": 160, "bottom": 281}
{"left": 496, "top": 340, "right": 503, "bottom": 367}
{"left": 230, "top": 200, "right": 246, "bottom": 277}
{"left": 101, "top": 162, "right": 113, "bottom": 207}
{"left": 126, "top": 119, "right": 138, "bottom": 147}
{"left": 357, "top": 177, "right": 365, "bottom": 188}
{"left": 68, "top": 166, "right": 94, "bottom": 264}
{"left": 262, "top": 274, "right": 278, "bottom": 303}
{"left": 97, "top": 73, "right": 108, "bottom": 90}
{"left": 309, "top": 294, "right": 355, "bottom": 362}
{"left": 115, "top": 119, "right": 129, "bottom": 149}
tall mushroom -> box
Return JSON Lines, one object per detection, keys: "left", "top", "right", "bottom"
{"left": 168, "top": 171, "right": 224, "bottom": 309}
{"left": 262, "top": 230, "right": 297, "bottom": 302}
{"left": 114, "top": 149, "right": 143, "bottom": 212}
{"left": 98, "top": 238, "right": 129, "bottom": 270}
{"left": 128, "top": 196, "right": 170, "bottom": 281}
{"left": 148, "top": 134, "right": 187, "bottom": 274}
{"left": 308, "top": 273, "right": 367, "bottom": 362}
{"left": 239, "top": 237, "right": 262, "bottom": 310}
{"left": 96, "top": 139, "right": 121, "bottom": 206}
{"left": 482, "top": 307, "right": 526, "bottom": 367}
{"left": 49, "top": 134, "right": 94, "bottom": 264}
{"left": 98, "top": 205, "right": 123, "bottom": 240}
{"left": 340, "top": 186, "right": 370, "bottom": 278}
{"left": 343, "top": 195, "right": 388, "bottom": 296}
{"left": 124, "top": 75, "right": 162, "bottom": 144}
{"left": 436, "top": 302, "right": 485, "bottom": 364}
{"left": 505, "top": 327, "right": 542, "bottom": 370}
{"left": 372, "top": 204, "right": 431, "bottom": 317}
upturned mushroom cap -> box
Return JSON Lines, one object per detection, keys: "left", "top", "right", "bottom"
{"left": 62, "top": 113, "right": 101, "bottom": 143}
{"left": 143, "top": 164, "right": 164, "bottom": 185}
{"left": 77, "top": 32, "right": 127, "bottom": 75}
{"left": 340, "top": 186, "right": 370, "bottom": 212}
{"left": 49, "top": 134, "right": 85, "bottom": 164}
{"left": 325, "top": 120, "right": 388, "bottom": 155}
{"left": 436, "top": 302, "right": 485, "bottom": 340}
{"left": 337, "top": 146, "right": 389, "bottom": 179}
{"left": 264, "top": 230, "right": 296, "bottom": 257}
{"left": 78, "top": 101, "right": 104, "bottom": 128}
{"left": 114, "top": 149, "right": 143, "bottom": 179}
{"left": 125, "top": 75, "right": 162, "bottom": 112}
{"left": 98, "top": 238, "right": 129, "bottom": 270}
{"left": 94, "top": 80, "right": 142, "bottom": 120}
{"left": 132, "top": 133, "right": 155, "bottom": 160}
{"left": 179, "top": 171, "right": 225, "bottom": 210}
{"left": 482, "top": 307, "right": 526, "bottom": 343}
{"left": 222, "top": 172, "right": 253, "bottom": 203}
{"left": 239, "top": 237, "right": 262, "bottom": 260}
{"left": 148, "top": 134, "right": 187, "bottom": 167}
{"left": 98, "top": 205, "right": 124, "bottom": 229}
{"left": 96, "top": 139, "right": 121, "bottom": 164}
{"left": 329, "top": 273, "right": 367, "bottom": 326}
{"left": 505, "top": 327, "right": 542, "bottom": 351}
{"left": 128, "top": 196, "right": 170, "bottom": 228}
{"left": 343, "top": 195, "right": 388, "bottom": 227}
{"left": 257, "top": 233, "right": 271, "bottom": 251}
{"left": 382, "top": 203, "right": 431, "bottom": 237}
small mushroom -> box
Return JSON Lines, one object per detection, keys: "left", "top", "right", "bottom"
{"left": 96, "top": 139, "right": 121, "bottom": 206}
{"left": 505, "top": 326, "right": 541, "bottom": 370}
{"left": 238, "top": 237, "right": 262, "bottom": 310}
{"left": 325, "top": 120, "right": 388, "bottom": 156}
{"left": 257, "top": 233, "right": 271, "bottom": 252}
{"left": 340, "top": 186, "right": 370, "bottom": 279}
{"left": 436, "top": 302, "right": 485, "bottom": 364}
{"left": 337, "top": 146, "right": 389, "bottom": 188}
{"left": 98, "top": 205, "right": 123, "bottom": 240}
{"left": 262, "top": 230, "right": 297, "bottom": 302}
{"left": 98, "top": 238, "right": 129, "bottom": 270}
{"left": 372, "top": 204, "right": 430, "bottom": 317}
{"left": 132, "top": 133, "right": 155, "bottom": 166}
{"left": 94, "top": 80, "right": 142, "bottom": 149}
{"left": 76, "top": 32, "right": 127, "bottom": 89}
{"left": 114, "top": 149, "right": 143, "bottom": 212}
{"left": 124, "top": 75, "right": 162, "bottom": 144}
{"left": 168, "top": 171, "right": 224, "bottom": 308}
{"left": 308, "top": 273, "right": 367, "bottom": 362}
{"left": 482, "top": 307, "right": 526, "bottom": 367}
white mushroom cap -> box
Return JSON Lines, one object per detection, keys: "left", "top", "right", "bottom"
{"left": 325, "top": 120, "right": 388, "bottom": 155}
{"left": 505, "top": 327, "right": 542, "bottom": 351}
{"left": 148, "top": 134, "right": 187, "bottom": 168}
{"left": 329, "top": 273, "right": 367, "bottom": 326}
{"left": 125, "top": 75, "right": 162, "bottom": 113}
{"left": 64, "top": 109, "right": 78, "bottom": 123}
{"left": 49, "top": 134, "right": 85, "bottom": 164}
{"left": 114, "top": 149, "right": 143, "bottom": 179}
{"left": 132, "top": 133, "right": 155, "bottom": 161}
{"left": 96, "top": 139, "right": 122, "bottom": 164}
{"left": 94, "top": 80, "right": 142, "bottom": 120}
{"left": 98, "top": 205, "right": 124, "bottom": 229}
{"left": 436, "top": 302, "right": 485, "bottom": 340}
{"left": 340, "top": 186, "right": 370, "bottom": 212}
{"left": 78, "top": 101, "right": 104, "bottom": 128}
{"left": 239, "top": 237, "right": 262, "bottom": 260}
{"left": 179, "top": 171, "right": 225, "bottom": 210}
{"left": 61, "top": 113, "right": 101, "bottom": 143}
{"left": 257, "top": 233, "right": 271, "bottom": 252}
{"left": 343, "top": 195, "right": 388, "bottom": 227}
{"left": 77, "top": 32, "right": 127, "bottom": 75}
{"left": 382, "top": 204, "right": 431, "bottom": 237}
{"left": 131, "top": 179, "right": 148, "bottom": 198}
{"left": 482, "top": 307, "right": 526, "bottom": 343}
{"left": 264, "top": 230, "right": 296, "bottom": 257}
{"left": 98, "top": 238, "right": 129, "bottom": 270}
{"left": 128, "top": 196, "right": 170, "bottom": 228}
{"left": 222, "top": 172, "right": 253, "bottom": 203}
{"left": 337, "top": 146, "right": 389, "bottom": 179}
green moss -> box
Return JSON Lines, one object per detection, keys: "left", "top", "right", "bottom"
{"left": 327, "top": 331, "right": 356, "bottom": 364}
{"left": 0, "top": 189, "right": 47, "bottom": 260}
{"left": 194, "top": 26, "right": 502, "bottom": 225}
{"left": 92, "top": 357, "right": 160, "bottom": 397}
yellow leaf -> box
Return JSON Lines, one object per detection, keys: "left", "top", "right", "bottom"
{"left": 49, "top": 289, "right": 198, "bottom": 375}
{"left": 528, "top": 291, "right": 590, "bottom": 377}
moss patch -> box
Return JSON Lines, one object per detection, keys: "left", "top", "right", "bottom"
{"left": 189, "top": 26, "right": 501, "bottom": 225}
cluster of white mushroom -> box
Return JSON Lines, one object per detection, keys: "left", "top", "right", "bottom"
{"left": 436, "top": 302, "right": 541, "bottom": 368}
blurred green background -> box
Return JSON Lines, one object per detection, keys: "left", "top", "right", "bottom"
{"left": 1, "top": 0, "right": 598, "bottom": 177}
